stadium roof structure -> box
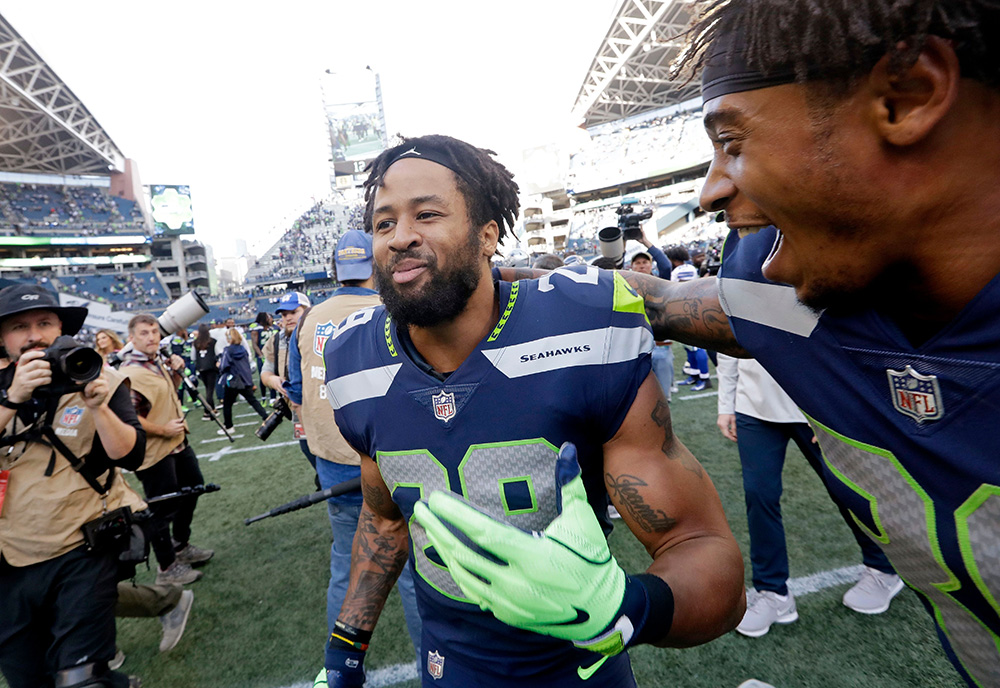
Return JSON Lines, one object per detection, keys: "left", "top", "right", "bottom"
{"left": 0, "top": 14, "right": 125, "bottom": 175}
{"left": 573, "top": 0, "right": 701, "bottom": 128}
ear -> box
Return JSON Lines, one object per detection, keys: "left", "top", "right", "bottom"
{"left": 869, "top": 36, "right": 960, "bottom": 146}
{"left": 480, "top": 220, "right": 500, "bottom": 258}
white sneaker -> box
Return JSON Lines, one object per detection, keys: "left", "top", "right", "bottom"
{"left": 216, "top": 427, "right": 234, "bottom": 436}
{"left": 738, "top": 682, "right": 777, "bottom": 688}
{"left": 736, "top": 589, "right": 798, "bottom": 637}
{"left": 843, "top": 566, "right": 904, "bottom": 614}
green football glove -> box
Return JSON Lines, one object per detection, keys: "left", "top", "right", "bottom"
{"left": 413, "top": 442, "right": 663, "bottom": 656}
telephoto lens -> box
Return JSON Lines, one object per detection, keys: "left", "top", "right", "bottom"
{"left": 255, "top": 397, "right": 293, "bottom": 441}
{"left": 36, "top": 335, "right": 104, "bottom": 395}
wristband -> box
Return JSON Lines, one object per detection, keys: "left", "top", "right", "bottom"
{"left": 329, "top": 620, "right": 372, "bottom": 652}
{"left": 574, "top": 574, "right": 674, "bottom": 656}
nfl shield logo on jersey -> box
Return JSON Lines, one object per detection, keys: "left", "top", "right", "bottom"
{"left": 432, "top": 391, "right": 456, "bottom": 422}
{"left": 60, "top": 406, "right": 83, "bottom": 426}
{"left": 313, "top": 321, "right": 335, "bottom": 356}
{"left": 427, "top": 650, "right": 445, "bottom": 680}
{"left": 887, "top": 365, "right": 944, "bottom": 423}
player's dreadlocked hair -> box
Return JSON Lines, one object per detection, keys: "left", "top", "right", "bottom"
{"left": 674, "top": 0, "right": 1000, "bottom": 90}
{"left": 362, "top": 135, "right": 520, "bottom": 246}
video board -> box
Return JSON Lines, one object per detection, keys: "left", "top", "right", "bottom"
{"left": 323, "top": 69, "right": 386, "bottom": 165}
{"left": 149, "top": 184, "right": 195, "bottom": 235}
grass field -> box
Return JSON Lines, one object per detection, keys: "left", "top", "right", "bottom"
{"left": 1, "top": 351, "right": 965, "bottom": 688}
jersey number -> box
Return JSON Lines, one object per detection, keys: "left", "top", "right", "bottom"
{"left": 812, "top": 420, "right": 1000, "bottom": 687}
{"left": 377, "top": 439, "right": 559, "bottom": 602}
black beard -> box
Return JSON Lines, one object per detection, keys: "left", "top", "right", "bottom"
{"left": 374, "top": 232, "right": 482, "bottom": 328}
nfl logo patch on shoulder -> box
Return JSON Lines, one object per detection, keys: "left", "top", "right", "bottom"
{"left": 60, "top": 406, "right": 83, "bottom": 427}
{"left": 314, "top": 321, "right": 335, "bottom": 356}
{"left": 887, "top": 365, "right": 944, "bottom": 423}
{"left": 427, "top": 650, "right": 445, "bottom": 680}
{"left": 432, "top": 391, "right": 456, "bottom": 423}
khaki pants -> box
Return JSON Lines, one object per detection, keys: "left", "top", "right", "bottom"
{"left": 115, "top": 582, "right": 182, "bottom": 618}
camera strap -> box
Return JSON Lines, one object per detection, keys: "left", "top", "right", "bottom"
{"left": 0, "top": 399, "right": 115, "bottom": 496}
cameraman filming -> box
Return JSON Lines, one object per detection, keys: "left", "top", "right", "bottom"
{"left": 0, "top": 285, "right": 147, "bottom": 688}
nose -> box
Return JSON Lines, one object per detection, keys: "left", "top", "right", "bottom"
{"left": 699, "top": 157, "right": 737, "bottom": 215}
{"left": 387, "top": 215, "right": 422, "bottom": 253}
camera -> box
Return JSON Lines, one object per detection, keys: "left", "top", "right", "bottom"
{"left": 598, "top": 199, "right": 654, "bottom": 268}
{"left": 36, "top": 335, "right": 104, "bottom": 396}
{"left": 82, "top": 506, "right": 134, "bottom": 553}
{"left": 616, "top": 199, "right": 654, "bottom": 241}
{"left": 256, "top": 396, "right": 293, "bottom": 441}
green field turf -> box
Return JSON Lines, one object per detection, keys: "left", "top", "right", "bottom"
{"left": 0, "top": 352, "right": 965, "bottom": 687}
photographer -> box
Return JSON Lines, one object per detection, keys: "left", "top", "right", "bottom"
{"left": 0, "top": 285, "right": 146, "bottom": 688}
{"left": 120, "top": 315, "right": 212, "bottom": 586}
{"left": 260, "top": 291, "right": 312, "bottom": 465}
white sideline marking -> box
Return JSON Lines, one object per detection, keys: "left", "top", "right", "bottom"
{"left": 236, "top": 412, "right": 262, "bottom": 419}
{"left": 204, "top": 439, "right": 299, "bottom": 462}
{"left": 675, "top": 391, "right": 719, "bottom": 401}
{"left": 786, "top": 564, "right": 864, "bottom": 597}
{"left": 208, "top": 446, "right": 233, "bottom": 463}
{"left": 200, "top": 434, "right": 245, "bottom": 444}
{"left": 234, "top": 420, "right": 261, "bottom": 428}
{"left": 271, "top": 567, "right": 868, "bottom": 688}
{"left": 275, "top": 662, "right": 418, "bottom": 688}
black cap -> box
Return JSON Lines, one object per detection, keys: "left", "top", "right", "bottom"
{"left": 0, "top": 284, "right": 88, "bottom": 336}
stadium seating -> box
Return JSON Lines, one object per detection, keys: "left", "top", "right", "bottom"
{"left": 0, "top": 182, "right": 146, "bottom": 233}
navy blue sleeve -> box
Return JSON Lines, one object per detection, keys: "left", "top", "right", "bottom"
{"left": 647, "top": 244, "right": 672, "bottom": 279}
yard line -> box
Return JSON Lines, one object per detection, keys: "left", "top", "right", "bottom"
{"left": 205, "top": 440, "right": 299, "bottom": 462}
{"left": 233, "top": 420, "right": 261, "bottom": 428}
{"left": 675, "top": 391, "right": 719, "bottom": 401}
{"left": 275, "top": 662, "right": 418, "bottom": 688}
{"left": 269, "top": 565, "right": 868, "bottom": 688}
{"left": 200, "top": 434, "right": 245, "bottom": 444}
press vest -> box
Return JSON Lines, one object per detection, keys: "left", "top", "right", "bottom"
{"left": 299, "top": 292, "right": 380, "bottom": 464}
{"left": 121, "top": 358, "right": 187, "bottom": 470}
{"left": 0, "top": 368, "right": 146, "bottom": 566}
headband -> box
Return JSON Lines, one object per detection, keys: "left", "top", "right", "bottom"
{"left": 383, "top": 143, "right": 465, "bottom": 181}
{"left": 701, "top": 31, "right": 797, "bottom": 102}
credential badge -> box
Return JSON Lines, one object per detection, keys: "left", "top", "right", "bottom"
{"left": 60, "top": 405, "right": 83, "bottom": 427}
{"left": 432, "top": 390, "right": 456, "bottom": 422}
{"left": 887, "top": 365, "right": 944, "bottom": 423}
{"left": 427, "top": 650, "right": 445, "bottom": 680}
{"left": 313, "top": 320, "right": 335, "bottom": 356}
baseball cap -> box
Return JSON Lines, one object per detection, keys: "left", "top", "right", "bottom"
{"left": 275, "top": 291, "right": 311, "bottom": 314}
{"left": 334, "top": 230, "right": 373, "bottom": 282}
{"left": 631, "top": 251, "right": 652, "bottom": 264}
{"left": 0, "top": 284, "right": 88, "bottom": 335}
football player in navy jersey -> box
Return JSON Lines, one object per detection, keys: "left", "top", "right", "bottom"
{"left": 321, "top": 135, "right": 745, "bottom": 687}
{"left": 499, "top": 2, "right": 1000, "bottom": 686}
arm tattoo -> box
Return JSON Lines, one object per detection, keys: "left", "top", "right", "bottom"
{"left": 652, "top": 400, "right": 703, "bottom": 478}
{"left": 606, "top": 473, "right": 677, "bottom": 533}
{"left": 338, "top": 506, "right": 409, "bottom": 629}
{"left": 362, "top": 479, "right": 389, "bottom": 513}
{"left": 623, "top": 273, "right": 747, "bottom": 357}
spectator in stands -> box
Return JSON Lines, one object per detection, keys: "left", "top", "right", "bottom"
{"left": 94, "top": 328, "right": 124, "bottom": 367}
{"left": 218, "top": 328, "right": 269, "bottom": 434}
{"left": 192, "top": 324, "right": 219, "bottom": 420}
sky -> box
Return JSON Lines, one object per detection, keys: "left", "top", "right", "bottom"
{"left": 2, "top": 1, "right": 617, "bottom": 258}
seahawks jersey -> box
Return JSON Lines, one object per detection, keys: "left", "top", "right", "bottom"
{"left": 720, "top": 226, "right": 1000, "bottom": 688}
{"left": 324, "top": 267, "right": 652, "bottom": 687}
